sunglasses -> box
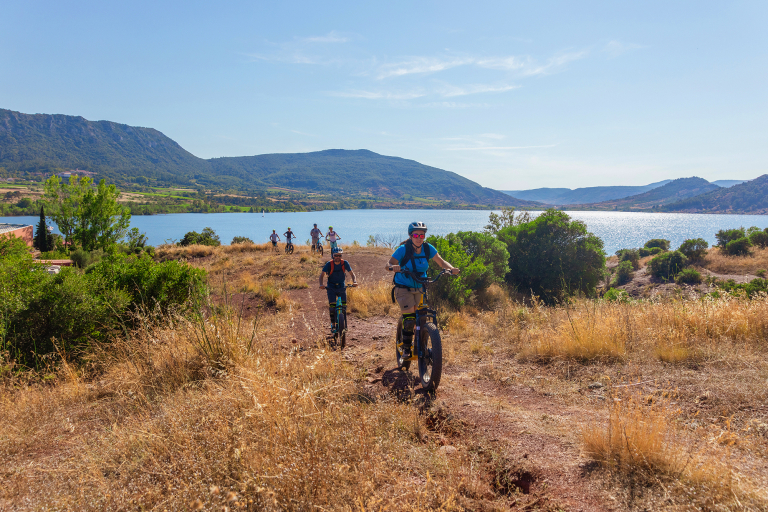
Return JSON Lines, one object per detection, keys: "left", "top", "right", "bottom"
{"left": 411, "top": 233, "right": 425, "bottom": 239}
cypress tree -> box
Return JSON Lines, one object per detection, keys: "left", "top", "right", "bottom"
{"left": 34, "top": 206, "right": 50, "bottom": 252}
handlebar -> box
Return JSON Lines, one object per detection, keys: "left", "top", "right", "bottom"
{"left": 396, "top": 268, "right": 454, "bottom": 285}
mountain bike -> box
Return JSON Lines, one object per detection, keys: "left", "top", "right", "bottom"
{"left": 285, "top": 242, "right": 294, "bottom": 254}
{"left": 311, "top": 239, "right": 323, "bottom": 256}
{"left": 327, "top": 283, "right": 356, "bottom": 349}
{"left": 394, "top": 269, "right": 454, "bottom": 392}
{"left": 271, "top": 242, "right": 280, "bottom": 253}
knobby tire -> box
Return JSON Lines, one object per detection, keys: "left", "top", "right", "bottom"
{"left": 418, "top": 322, "right": 442, "bottom": 392}
{"left": 395, "top": 321, "right": 411, "bottom": 370}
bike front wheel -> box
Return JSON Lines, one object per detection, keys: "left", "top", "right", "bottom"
{"left": 418, "top": 322, "right": 442, "bottom": 392}
{"left": 317, "top": 244, "right": 323, "bottom": 256}
{"left": 336, "top": 310, "right": 347, "bottom": 349}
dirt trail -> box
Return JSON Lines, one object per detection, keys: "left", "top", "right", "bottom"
{"left": 283, "top": 250, "right": 616, "bottom": 511}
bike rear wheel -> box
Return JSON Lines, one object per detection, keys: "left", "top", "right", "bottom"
{"left": 318, "top": 244, "right": 323, "bottom": 256}
{"left": 418, "top": 322, "right": 442, "bottom": 392}
{"left": 335, "top": 309, "right": 347, "bottom": 349}
{"left": 395, "top": 321, "right": 411, "bottom": 370}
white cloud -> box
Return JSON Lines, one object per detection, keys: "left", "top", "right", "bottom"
{"left": 331, "top": 89, "right": 426, "bottom": 100}
{"left": 376, "top": 57, "right": 474, "bottom": 79}
{"left": 445, "top": 144, "right": 557, "bottom": 151}
{"left": 301, "top": 31, "right": 349, "bottom": 44}
{"left": 438, "top": 83, "right": 519, "bottom": 97}
{"left": 479, "top": 133, "right": 506, "bottom": 139}
{"left": 603, "top": 40, "right": 646, "bottom": 57}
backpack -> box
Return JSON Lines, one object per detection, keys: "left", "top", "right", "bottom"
{"left": 390, "top": 241, "right": 432, "bottom": 302}
{"left": 327, "top": 258, "right": 346, "bottom": 276}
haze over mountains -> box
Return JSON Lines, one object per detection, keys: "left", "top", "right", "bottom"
{"left": 0, "top": 109, "right": 528, "bottom": 207}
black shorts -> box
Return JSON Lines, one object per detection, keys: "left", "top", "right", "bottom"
{"left": 271, "top": 241, "right": 277, "bottom": 245}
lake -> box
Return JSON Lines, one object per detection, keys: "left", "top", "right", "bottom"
{"left": 4, "top": 210, "right": 768, "bottom": 255}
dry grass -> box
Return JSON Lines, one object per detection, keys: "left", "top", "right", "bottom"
{"left": 582, "top": 391, "right": 766, "bottom": 508}
{"left": 348, "top": 281, "right": 398, "bottom": 319}
{"left": 701, "top": 246, "right": 768, "bottom": 275}
{"left": 0, "top": 307, "right": 487, "bottom": 510}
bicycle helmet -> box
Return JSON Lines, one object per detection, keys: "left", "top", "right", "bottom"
{"left": 328, "top": 226, "right": 333, "bottom": 229}
{"left": 332, "top": 247, "right": 343, "bottom": 255}
{"left": 408, "top": 221, "right": 428, "bottom": 235}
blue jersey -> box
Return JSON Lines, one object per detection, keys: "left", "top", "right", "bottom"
{"left": 392, "top": 242, "right": 436, "bottom": 288}
{"left": 322, "top": 259, "right": 352, "bottom": 287}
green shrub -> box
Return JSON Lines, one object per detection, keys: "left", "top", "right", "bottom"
{"left": 748, "top": 230, "right": 768, "bottom": 249}
{"left": 648, "top": 247, "right": 663, "bottom": 255}
{"left": 615, "top": 249, "right": 640, "bottom": 269}
{"left": 612, "top": 260, "right": 634, "bottom": 286}
{"left": 497, "top": 209, "right": 605, "bottom": 303}
{"left": 718, "top": 278, "right": 768, "bottom": 298}
{"left": 724, "top": 237, "right": 752, "bottom": 256}
{"left": 603, "top": 288, "right": 630, "bottom": 303}
{"left": 70, "top": 248, "right": 105, "bottom": 269}
{"left": 675, "top": 268, "right": 703, "bottom": 285}
{"left": 644, "top": 239, "right": 670, "bottom": 251}
{"left": 231, "top": 236, "right": 254, "bottom": 244}
{"left": 427, "top": 231, "right": 510, "bottom": 308}
{"left": 756, "top": 269, "right": 767, "bottom": 278}
{"left": 0, "top": 235, "right": 30, "bottom": 259}
{"left": 715, "top": 228, "right": 745, "bottom": 248}
{"left": 648, "top": 251, "right": 688, "bottom": 280}
{"left": 678, "top": 238, "right": 709, "bottom": 260}
{"left": 180, "top": 227, "right": 221, "bottom": 247}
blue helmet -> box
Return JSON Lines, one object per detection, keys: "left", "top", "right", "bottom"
{"left": 332, "top": 246, "right": 343, "bottom": 255}
{"left": 408, "top": 221, "right": 427, "bottom": 235}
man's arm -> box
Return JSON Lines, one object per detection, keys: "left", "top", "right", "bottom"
{"left": 319, "top": 271, "right": 326, "bottom": 289}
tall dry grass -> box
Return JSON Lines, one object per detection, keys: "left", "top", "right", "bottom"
{"left": 347, "top": 281, "right": 398, "bottom": 319}
{"left": 701, "top": 246, "right": 768, "bottom": 275}
{"left": 0, "top": 306, "right": 486, "bottom": 510}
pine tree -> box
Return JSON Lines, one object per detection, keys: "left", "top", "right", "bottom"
{"left": 34, "top": 206, "right": 50, "bottom": 252}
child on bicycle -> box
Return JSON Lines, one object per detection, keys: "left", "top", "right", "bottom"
{"left": 269, "top": 230, "right": 280, "bottom": 248}
{"left": 325, "top": 226, "right": 341, "bottom": 250}
{"left": 319, "top": 247, "right": 357, "bottom": 331}
{"left": 386, "top": 221, "right": 459, "bottom": 359}
{"left": 283, "top": 227, "right": 295, "bottom": 250}
{"left": 310, "top": 224, "right": 323, "bottom": 250}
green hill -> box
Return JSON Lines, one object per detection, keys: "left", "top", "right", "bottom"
{"left": 503, "top": 180, "right": 671, "bottom": 204}
{"left": 569, "top": 177, "right": 720, "bottom": 211}
{"left": 0, "top": 108, "right": 531, "bottom": 207}
{"left": 661, "top": 175, "right": 768, "bottom": 213}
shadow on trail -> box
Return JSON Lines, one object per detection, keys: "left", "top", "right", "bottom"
{"left": 381, "top": 367, "right": 435, "bottom": 405}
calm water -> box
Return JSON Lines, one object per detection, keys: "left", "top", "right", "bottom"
{"left": 4, "top": 210, "right": 768, "bottom": 255}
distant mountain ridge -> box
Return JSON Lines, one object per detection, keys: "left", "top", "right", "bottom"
{"left": 566, "top": 177, "right": 721, "bottom": 211}
{"left": 661, "top": 175, "right": 768, "bottom": 214}
{"left": 0, "top": 108, "right": 530, "bottom": 207}
{"left": 502, "top": 180, "right": 672, "bottom": 204}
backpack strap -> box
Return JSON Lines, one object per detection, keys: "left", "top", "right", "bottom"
{"left": 327, "top": 258, "right": 345, "bottom": 275}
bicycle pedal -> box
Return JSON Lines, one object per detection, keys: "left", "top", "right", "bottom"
{"left": 408, "top": 354, "right": 418, "bottom": 361}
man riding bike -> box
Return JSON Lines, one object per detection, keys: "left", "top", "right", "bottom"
{"left": 269, "top": 230, "right": 280, "bottom": 249}
{"left": 320, "top": 247, "right": 357, "bottom": 331}
{"left": 310, "top": 223, "right": 323, "bottom": 251}
{"left": 283, "top": 228, "right": 296, "bottom": 251}
{"left": 386, "top": 222, "right": 460, "bottom": 359}
{"left": 325, "top": 226, "right": 341, "bottom": 251}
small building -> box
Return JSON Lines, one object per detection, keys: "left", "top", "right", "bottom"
{"left": 0, "top": 223, "right": 34, "bottom": 247}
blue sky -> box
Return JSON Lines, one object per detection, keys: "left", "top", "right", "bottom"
{"left": 2, "top": 1, "right": 766, "bottom": 189}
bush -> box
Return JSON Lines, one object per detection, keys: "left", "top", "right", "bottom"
{"left": 748, "top": 230, "right": 768, "bottom": 249}
{"left": 615, "top": 249, "right": 640, "bottom": 269}
{"left": 180, "top": 227, "right": 221, "bottom": 247}
{"left": 231, "top": 236, "right": 254, "bottom": 245}
{"left": 718, "top": 277, "right": 768, "bottom": 298}
{"left": 724, "top": 237, "right": 752, "bottom": 256}
{"left": 613, "top": 260, "right": 634, "bottom": 286}
{"left": 757, "top": 269, "right": 767, "bottom": 278}
{"left": 675, "top": 268, "right": 703, "bottom": 285}
{"left": 0, "top": 253, "right": 207, "bottom": 367}
{"left": 678, "top": 238, "right": 709, "bottom": 260}
{"left": 603, "top": 288, "right": 630, "bottom": 302}
{"left": 715, "top": 228, "right": 745, "bottom": 248}
{"left": 426, "top": 231, "right": 510, "bottom": 308}
{"left": 644, "top": 239, "right": 670, "bottom": 251}
{"left": 497, "top": 209, "right": 605, "bottom": 303}
{"left": 70, "top": 248, "right": 105, "bottom": 269}
{"left": 648, "top": 251, "right": 688, "bottom": 280}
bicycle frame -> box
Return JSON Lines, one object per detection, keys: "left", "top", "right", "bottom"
{"left": 396, "top": 269, "right": 450, "bottom": 359}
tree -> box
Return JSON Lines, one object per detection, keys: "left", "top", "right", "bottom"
{"left": 34, "top": 206, "right": 51, "bottom": 253}
{"left": 77, "top": 179, "right": 131, "bottom": 251}
{"left": 644, "top": 239, "right": 671, "bottom": 251}
{"left": 678, "top": 238, "right": 708, "bottom": 260}
{"left": 180, "top": 227, "right": 221, "bottom": 247}
{"left": 497, "top": 209, "right": 605, "bottom": 303}
{"left": 484, "top": 207, "right": 532, "bottom": 235}
{"left": 43, "top": 175, "right": 131, "bottom": 252}
{"left": 715, "top": 228, "right": 746, "bottom": 248}
{"left": 648, "top": 251, "right": 688, "bottom": 280}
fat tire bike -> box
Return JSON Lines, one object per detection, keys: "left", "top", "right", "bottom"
{"left": 311, "top": 239, "right": 324, "bottom": 256}
{"left": 285, "top": 242, "right": 294, "bottom": 254}
{"left": 326, "top": 283, "right": 356, "bottom": 349}
{"left": 394, "top": 269, "right": 454, "bottom": 392}
{"left": 271, "top": 242, "right": 280, "bottom": 253}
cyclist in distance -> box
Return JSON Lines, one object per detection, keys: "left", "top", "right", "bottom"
{"left": 283, "top": 227, "right": 296, "bottom": 251}
{"left": 326, "top": 226, "right": 341, "bottom": 250}
{"left": 386, "top": 221, "right": 460, "bottom": 359}
{"left": 319, "top": 247, "right": 357, "bottom": 331}
{"left": 269, "top": 229, "right": 280, "bottom": 249}
{"left": 310, "top": 223, "right": 323, "bottom": 251}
